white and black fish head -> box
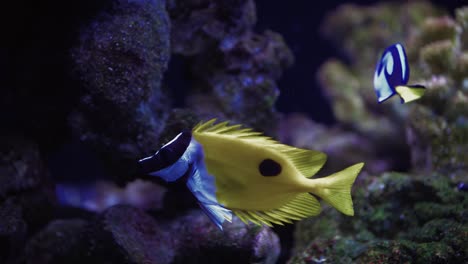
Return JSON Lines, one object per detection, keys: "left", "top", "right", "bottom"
{"left": 138, "top": 131, "right": 194, "bottom": 182}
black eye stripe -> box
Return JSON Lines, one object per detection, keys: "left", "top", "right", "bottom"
{"left": 158, "top": 147, "right": 175, "bottom": 164}
{"left": 158, "top": 131, "right": 192, "bottom": 165}
{"left": 139, "top": 131, "right": 192, "bottom": 173}
{"left": 259, "top": 159, "right": 282, "bottom": 177}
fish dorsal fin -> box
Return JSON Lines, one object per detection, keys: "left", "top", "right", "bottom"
{"left": 193, "top": 119, "right": 327, "bottom": 177}
{"left": 193, "top": 119, "right": 264, "bottom": 139}
{"left": 232, "top": 193, "right": 321, "bottom": 227}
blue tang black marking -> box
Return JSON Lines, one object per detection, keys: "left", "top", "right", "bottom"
{"left": 373, "top": 43, "right": 426, "bottom": 104}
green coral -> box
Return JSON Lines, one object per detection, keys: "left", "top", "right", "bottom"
{"left": 408, "top": 10, "right": 468, "bottom": 177}
{"left": 407, "top": 11, "right": 468, "bottom": 175}
{"left": 456, "top": 7, "right": 468, "bottom": 50}
{"left": 418, "top": 16, "right": 459, "bottom": 47}
{"left": 317, "top": 0, "right": 468, "bottom": 177}
{"left": 291, "top": 172, "right": 468, "bottom": 263}
{"left": 420, "top": 39, "right": 457, "bottom": 74}
{"left": 318, "top": 1, "right": 445, "bottom": 135}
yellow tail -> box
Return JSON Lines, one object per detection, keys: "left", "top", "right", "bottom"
{"left": 309, "top": 163, "right": 364, "bottom": 216}
{"left": 395, "top": 85, "right": 426, "bottom": 103}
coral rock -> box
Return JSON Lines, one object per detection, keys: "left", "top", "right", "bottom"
{"left": 168, "top": 0, "right": 257, "bottom": 55}
{"left": 419, "top": 16, "right": 459, "bottom": 46}
{"left": 170, "top": 210, "right": 280, "bottom": 264}
{"left": 91, "top": 205, "right": 175, "bottom": 264}
{"left": 20, "top": 219, "right": 90, "bottom": 264}
{"left": 0, "top": 136, "right": 49, "bottom": 198}
{"left": 291, "top": 172, "right": 468, "bottom": 263}
{"left": 70, "top": 0, "right": 171, "bottom": 180}
{"left": 420, "top": 39, "right": 456, "bottom": 75}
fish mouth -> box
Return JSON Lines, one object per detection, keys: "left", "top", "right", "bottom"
{"left": 138, "top": 131, "right": 192, "bottom": 174}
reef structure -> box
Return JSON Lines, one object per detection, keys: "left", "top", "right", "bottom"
{"left": 289, "top": 2, "right": 468, "bottom": 263}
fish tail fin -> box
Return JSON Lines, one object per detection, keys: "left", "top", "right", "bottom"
{"left": 310, "top": 162, "right": 364, "bottom": 216}
{"left": 395, "top": 85, "right": 426, "bottom": 103}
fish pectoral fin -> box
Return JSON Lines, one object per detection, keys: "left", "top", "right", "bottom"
{"left": 312, "top": 163, "right": 364, "bottom": 216}
{"left": 233, "top": 193, "right": 321, "bottom": 227}
{"left": 199, "top": 202, "right": 233, "bottom": 230}
{"left": 395, "top": 85, "right": 426, "bottom": 103}
{"left": 186, "top": 163, "right": 232, "bottom": 230}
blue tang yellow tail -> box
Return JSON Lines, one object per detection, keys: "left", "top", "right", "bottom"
{"left": 374, "top": 43, "right": 426, "bottom": 103}
{"left": 139, "top": 119, "right": 365, "bottom": 230}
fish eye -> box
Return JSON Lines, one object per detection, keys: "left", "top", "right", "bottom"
{"left": 259, "top": 159, "right": 282, "bottom": 177}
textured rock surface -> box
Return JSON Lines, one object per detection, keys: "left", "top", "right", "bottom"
{"left": 0, "top": 136, "right": 53, "bottom": 263}
{"left": 70, "top": 0, "right": 171, "bottom": 179}
{"left": 1, "top": 191, "right": 54, "bottom": 263}
{"left": 185, "top": 29, "right": 293, "bottom": 133}
{"left": 170, "top": 209, "right": 280, "bottom": 264}
{"left": 21, "top": 206, "right": 280, "bottom": 264}
{"left": 20, "top": 219, "right": 90, "bottom": 264}
{"left": 167, "top": 0, "right": 293, "bottom": 134}
{"left": 91, "top": 205, "right": 175, "bottom": 264}
{"left": 168, "top": 0, "right": 257, "bottom": 55}
{"left": 0, "top": 136, "right": 49, "bottom": 198}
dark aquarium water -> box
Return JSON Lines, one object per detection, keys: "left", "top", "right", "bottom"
{"left": 1, "top": 0, "right": 466, "bottom": 263}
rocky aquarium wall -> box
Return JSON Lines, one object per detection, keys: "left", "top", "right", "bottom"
{"left": 1, "top": 0, "right": 466, "bottom": 263}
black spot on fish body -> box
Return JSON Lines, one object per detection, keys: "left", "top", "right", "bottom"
{"left": 259, "top": 159, "right": 282, "bottom": 176}
{"left": 139, "top": 131, "right": 192, "bottom": 173}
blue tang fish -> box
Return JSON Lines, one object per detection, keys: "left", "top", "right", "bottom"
{"left": 139, "top": 119, "right": 364, "bottom": 230}
{"left": 374, "top": 43, "right": 425, "bottom": 103}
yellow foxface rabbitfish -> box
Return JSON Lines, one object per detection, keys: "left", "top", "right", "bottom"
{"left": 139, "top": 119, "right": 364, "bottom": 230}
{"left": 374, "top": 43, "right": 426, "bottom": 103}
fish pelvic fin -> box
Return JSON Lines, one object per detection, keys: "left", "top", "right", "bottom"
{"left": 310, "top": 162, "right": 364, "bottom": 216}
{"left": 395, "top": 85, "right": 426, "bottom": 103}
